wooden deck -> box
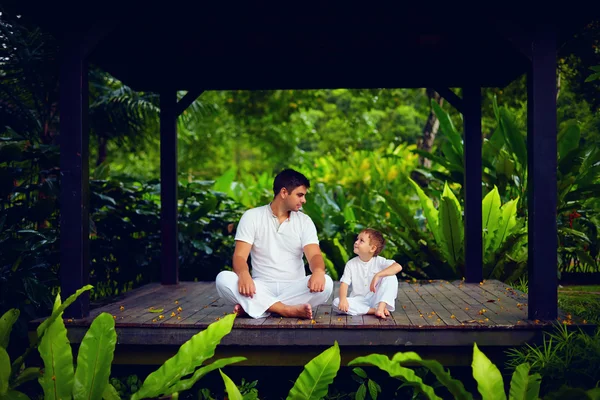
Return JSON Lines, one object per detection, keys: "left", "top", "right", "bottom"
{"left": 29, "top": 280, "right": 579, "bottom": 366}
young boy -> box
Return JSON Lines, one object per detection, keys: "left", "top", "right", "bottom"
{"left": 333, "top": 228, "right": 402, "bottom": 319}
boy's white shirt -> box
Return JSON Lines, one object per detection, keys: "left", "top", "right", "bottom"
{"left": 234, "top": 204, "right": 319, "bottom": 282}
{"left": 340, "top": 255, "right": 396, "bottom": 297}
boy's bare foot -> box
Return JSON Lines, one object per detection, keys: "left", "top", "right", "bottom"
{"left": 384, "top": 308, "right": 390, "bottom": 317}
{"left": 233, "top": 304, "right": 247, "bottom": 316}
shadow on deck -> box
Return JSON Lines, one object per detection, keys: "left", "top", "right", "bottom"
{"left": 29, "top": 280, "right": 584, "bottom": 366}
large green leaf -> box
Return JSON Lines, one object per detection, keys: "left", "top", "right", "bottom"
{"left": 441, "top": 141, "right": 463, "bottom": 171}
{"left": 482, "top": 186, "right": 502, "bottom": 260}
{"left": 38, "top": 294, "right": 75, "bottom": 400}
{"left": 472, "top": 343, "right": 506, "bottom": 400}
{"left": 36, "top": 285, "right": 93, "bottom": 338}
{"left": 390, "top": 352, "right": 473, "bottom": 400}
{"left": 212, "top": 165, "right": 236, "bottom": 194}
{"left": 557, "top": 120, "right": 581, "bottom": 160}
{"left": 131, "top": 313, "right": 236, "bottom": 400}
{"left": 0, "top": 309, "right": 19, "bottom": 349}
{"left": 432, "top": 100, "right": 463, "bottom": 157}
{"left": 408, "top": 178, "right": 446, "bottom": 258}
{"left": 164, "top": 357, "right": 246, "bottom": 395}
{"left": 219, "top": 370, "right": 243, "bottom": 400}
{"left": 508, "top": 363, "right": 541, "bottom": 400}
{"left": 73, "top": 313, "right": 117, "bottom": 400}
{"left": 287, "top": 341, "right": 340, "bottom": 400}
{"left": 102, "top": 383, "right": 121, "bottom": 400}
{"left": 0, "top": 347, "right": 9, "bottom": 395}
{"left": 349, "top": 354, "right": 441, "bottom": 400}
{"left": 499, "top": 107, "right": 527, "bottom": 171}
{"left": 438, "top": 183, "right": 464, "bottom": 268}
{"left": 491, "top": 198, "right": 519, "bottom": 252}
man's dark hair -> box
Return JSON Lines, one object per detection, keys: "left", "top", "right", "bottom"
{"left": 273, "top": 169, "right": 310, "bottom": 196}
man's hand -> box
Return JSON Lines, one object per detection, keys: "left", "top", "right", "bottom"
{"left": 308, "top": 271, "right": 326, "bottom": 292}
{"left": 238, "top": 271, "right": 256, "bottom": 298}
{"left": 370, "top": 274, "right": 381, "bottom": 293}
{"left": 338, "top": 298, "right": 349, "bottom": 312}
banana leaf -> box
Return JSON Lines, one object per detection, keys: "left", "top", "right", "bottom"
{"left": 482, "top": 186, "right": 502, "bottom": 260}
{"left": 490, "top": 198, "right": 519, "bottom": 253}
{"left": 219, "top": 370, "right": 243, "bottom": 400}
{"left": 438, "top": 183, "right": 464, "bottom": 268}
{"left": 472, "top": 343, "right": 506, "bottom": 400}
{"left": 131, "top": 313, "right": 236, "bottom": 400}
{"left": 0, "top": 309, "right": 19, "bottom": 349}
{"left": 73, "top": 313, "right": 117, "bottom": 400}
{"left": 508, "top": 363, "right": 541, "bottom": 400}
{"left": 287, "top": 341, "right": 340, "bottom": 400}
{"left": 38, "top": 293, "right": 75, "bottom": 400}
{"left": 557, "top": 120, "right": 580, "bottom": 160}
{"left": 349, "top": 354, "right": 441, "bottom": 400}
{"left": 432, "top": 100, "right": 463, "bottom": 157}
{"left": 391, "top": 352, "right": 473, "bottom": 400}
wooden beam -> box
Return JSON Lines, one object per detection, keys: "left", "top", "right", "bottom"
{"left": 174, "top": 89, "right": 205, "bottom": 117}
{"left": 82, "top": 20, "right": 118, "bottom": 58}
{"left": 434, "top": 87, "right": 463, "bottom": 113}
{"left": 463, "top": 85, "right": 483, "bottom": 283}
{"left": 160, "top": 91, "right": 179, "bottom": 285}
{"left": 527, "top": 29, "right": 558, "bottom": 320}
{"left": 59, "top": 36, "right": 90, "bottom": 318}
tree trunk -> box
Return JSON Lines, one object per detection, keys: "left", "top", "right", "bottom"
{"left": 411, "top": 88, "right": 444, "bottom": 186}
{"left": 97, "top": 136, "right": 108, "bottom": 166}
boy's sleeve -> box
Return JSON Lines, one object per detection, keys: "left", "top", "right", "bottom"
{"left": 340, "top": 262, "right": 353, "bottom": 285}
{"left": 234, "top": 210, "right": 255, "bottom": 245}
{"left": 377, "top": 256, "right": 396, "bottom": 271}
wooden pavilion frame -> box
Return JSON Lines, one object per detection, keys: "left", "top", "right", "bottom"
{"left": 13, "top": 3, "right": 595, "bottom": 322}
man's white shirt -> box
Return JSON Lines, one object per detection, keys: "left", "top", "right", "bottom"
{"left": 234, "top": 204, "right": 319, "bottom": 282}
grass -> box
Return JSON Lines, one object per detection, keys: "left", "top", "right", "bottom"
{"left": 558, "top": 285, "right": 600, "bottom": 293}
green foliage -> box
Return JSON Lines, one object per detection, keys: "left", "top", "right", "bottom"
{"left": 219, "top": 370, "right": 243, "bottom": 400}
{"left": 472, "top": 343, "right": 507, "bottom": 400}
{"left": 72, "top": 313, "right": 117, "bottom": 400}
{"left": 131, "top": 313, "right": 243, "bottom": 400}
{"left": 287, "top": 341, "right": 341, "bottom": 400}
{"left": 506, "top": 324, "right": 600, "bottom": 394}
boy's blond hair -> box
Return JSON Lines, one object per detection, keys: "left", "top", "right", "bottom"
{"left": 361, "top": 228, "right": 385, "bottom": 256}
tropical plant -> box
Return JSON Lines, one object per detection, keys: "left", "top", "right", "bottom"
{"left": 220, "top": 341, "right": 341, "bottom": 400}
{"left": 405, "top": 179, "right": 526, "bottom": 280}
{"left": 349, "top": 342, "right": 600, "bottom": 400}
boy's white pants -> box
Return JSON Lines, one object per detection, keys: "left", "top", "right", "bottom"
{"left": 215, "top": 270, "right": 334, "bottom": 318}
{"left": 332, "top": 276, "right": 398, "bottom": 315}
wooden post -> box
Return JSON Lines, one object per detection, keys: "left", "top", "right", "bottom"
{"left": 527, "top": 28, "right": 558, "bottom": 320}
{"left": 463, "top": 86, "right": 483, "bottom": 283}
{"left": 59, "top": 36, "right": 90, "bottom": 318}
{"left": 160, "top": 90, "right": 179, "bottom": 285}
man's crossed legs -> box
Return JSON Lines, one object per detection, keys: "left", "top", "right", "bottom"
{"left": 216, "top": 271, "right": 333, "bottom": 319}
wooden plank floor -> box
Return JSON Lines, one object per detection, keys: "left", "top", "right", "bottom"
{"left": 30, "top": 279, "right": 583, "bottom": 349}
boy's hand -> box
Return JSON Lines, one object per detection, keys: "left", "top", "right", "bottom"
{"left": 238, "top": 271, "right": 256, "bottom": 298}
{"left": 338, "top": 298, "right": 349, "bottom": 313}
{"left": 370, "top": 274, "right": 381, "bottom": 293}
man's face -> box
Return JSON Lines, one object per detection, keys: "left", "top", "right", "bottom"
{"left": 283, "top": 185, "right": 307, "bottom": 211}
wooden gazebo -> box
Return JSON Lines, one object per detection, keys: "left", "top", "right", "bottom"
{"left": 14, "top": 3, "right": 593, "bottom": 326}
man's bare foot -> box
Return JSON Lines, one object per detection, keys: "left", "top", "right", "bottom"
{"left": 279, "top": 304, "right": 313, "bottom": 319}
{"left": 375, "top": 303, "right": 388, "bottom": 319}
{"left": 233, "top": 304, "right": 247, "bottom": 316}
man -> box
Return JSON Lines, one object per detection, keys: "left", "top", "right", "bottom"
{"left": 215, "top": 168, "right": 333, "bottom": 319}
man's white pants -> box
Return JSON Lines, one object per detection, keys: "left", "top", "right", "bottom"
{"left": 332, "top": 276, "right": 398, "bottom": 316}
{"left": 215, "top": 271, "right": 334, "bottom": 318}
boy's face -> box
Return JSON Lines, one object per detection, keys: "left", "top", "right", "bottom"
{"left": 353, "top": 231, "right": 376, "bottom": 258}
